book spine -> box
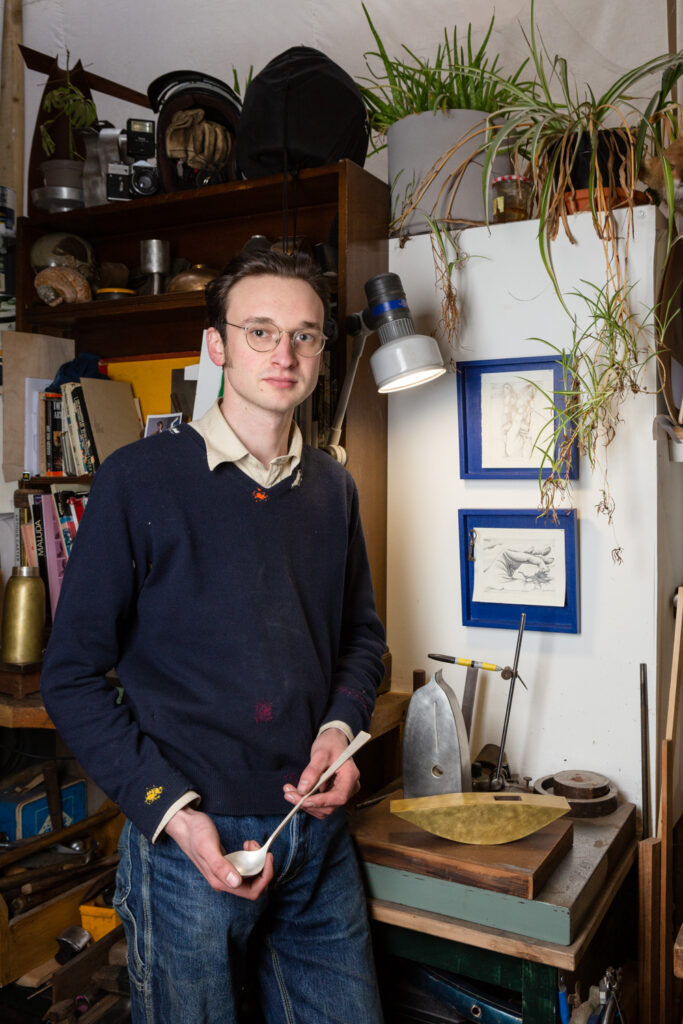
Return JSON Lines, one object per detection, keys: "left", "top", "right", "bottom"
{"left": 41, "top": 494, "right": 67, "bottom": 618}
{"left": 29, "top": 493, "right": 52, "bottom": 626}
{"left": 61, "top": 384, "right": 87, "bottom": 475}
{"left": 37, "top": 392, "right": 47, "bottom": 477}
{"left": 44, "top": 394, "right": 53, "bottom": 473}
{"left": 43, "top": 392, "right": 65, "bottom": 477}
{"left": 50, "top": 488, "right": 77, "bottom": 558}
{"left": 71, "top": 385, "right": 99, "bottom": 474}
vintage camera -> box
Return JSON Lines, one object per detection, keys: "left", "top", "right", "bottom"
{"left": 106, "top": 119, "right": 159, "bottom": 201}
{"left": 83, "top": 119, "right": 160, "bottom": 205}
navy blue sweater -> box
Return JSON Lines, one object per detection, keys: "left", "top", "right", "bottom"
{"left": 41, "top": 425, "right": 385, "bottom": 840}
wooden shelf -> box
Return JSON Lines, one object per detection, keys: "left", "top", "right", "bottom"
{"left": 0, "top": 691, "right": 52, "bottom": 729}
{"left": 16, "top": 159, "right": 390, "bottom": 617}
{"left": 21, "top": 289, "right": 206, "bottom": 333}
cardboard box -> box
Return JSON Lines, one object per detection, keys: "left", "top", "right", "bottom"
{"left": 0, "top": 778, "right": 86, "bottom": 840}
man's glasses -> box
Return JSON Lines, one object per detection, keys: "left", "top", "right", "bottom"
{"left": 224, "top": 319, "right": 326, "bottom": 357}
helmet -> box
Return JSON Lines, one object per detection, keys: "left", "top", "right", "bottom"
{"left": 147, "top": 71, "right": 242, "bottom": 192}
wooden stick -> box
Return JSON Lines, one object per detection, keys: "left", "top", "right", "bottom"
{"left": 638, "top": 836, "right": 661, "bottom": 1024}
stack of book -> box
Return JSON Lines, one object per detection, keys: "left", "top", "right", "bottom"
{"left": 25, "top": 378, "right": 143, "bottom": 477}
{"left": 17, "top": 481, "right": 91, "bottom": 621}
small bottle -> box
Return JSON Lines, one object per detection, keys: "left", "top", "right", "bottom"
{"left": 491, "top": 175, "right": 533, "bottom": 223}
{"left": 1, "top": 566, "right": 46, "bottom": 665}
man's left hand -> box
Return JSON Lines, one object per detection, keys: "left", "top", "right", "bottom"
{"left": 283, "top": 728, "right": 360, "bottom": 819}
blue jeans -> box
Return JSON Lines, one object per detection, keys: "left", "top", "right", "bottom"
{"left": 114, "top": 809, "right": 383, "bottom": 1023}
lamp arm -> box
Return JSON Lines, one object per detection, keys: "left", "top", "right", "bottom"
{"left": 325, "top": 312, "right": 372, "bottom": 447}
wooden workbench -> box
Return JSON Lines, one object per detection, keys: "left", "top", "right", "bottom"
{"left": 352, "top": 799, "right": 637, "bottom": 1022}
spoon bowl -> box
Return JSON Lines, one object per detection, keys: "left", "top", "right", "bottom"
{"left": 224, "top": 730, "right": 371, "bottom": 878}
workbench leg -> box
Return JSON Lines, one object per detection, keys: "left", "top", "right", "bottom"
{"left": 520, "top": 960, "right": 558, "bottom": 1023}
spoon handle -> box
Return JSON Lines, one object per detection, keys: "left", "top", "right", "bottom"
{"left": 264, "top": 730, "right": 372, "bottom": 851}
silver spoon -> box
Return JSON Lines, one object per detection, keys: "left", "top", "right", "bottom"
{"left": 224, "top": 730, "right": 371, "bottom": 878}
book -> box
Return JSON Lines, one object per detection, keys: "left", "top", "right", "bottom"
{"left": 23, "top": 377, "right": 52, "bottom": 476}
{"left": 41, "top": 494, "right": 68, "bottom": 618}
{"left": 60, "top": 382, "right": 87, "bottom": 475}
{"left": 20, "top": 521, "right": 38, "bottom": 567}
{"left": 42, "top": 392, "right": 64, "bottom": 476}
{"left": 67, "top": 494, "right": 87, "bottom": 530}
{"left": 70, "top": 383, "right": 99, "bottom": 475}
{"left": 50, "top": 482, "right": 91, "bottom": 559}
{"left": 29, "top": 493, "right": 52, "bottom": 625}
{"left": 78, "top": 378, "right": 142, "bottom": 465}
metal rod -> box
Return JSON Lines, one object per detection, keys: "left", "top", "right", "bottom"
{"left": 640, "top": 663, "right": 651, "bottom": 839}
{"left": 492, "top": 613, "right": 526, "bottom": 789}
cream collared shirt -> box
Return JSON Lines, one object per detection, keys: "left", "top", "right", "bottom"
{"left": 155, "top": 401, "right": 353, "bottom": 841}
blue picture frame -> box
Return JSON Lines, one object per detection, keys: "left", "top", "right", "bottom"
{"left": 458, "top": 508, "right": 580, "bottom": 633}
{"left": 456, "top": 355, "right": 578, "bottom": 480}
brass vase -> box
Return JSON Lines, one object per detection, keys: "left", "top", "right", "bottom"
{"left": 1, "top": 567, "right": 46, "bottom": 665}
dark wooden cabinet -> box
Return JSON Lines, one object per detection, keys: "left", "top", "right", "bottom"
{"left": 16, "top": 160, "right": 390, "bottom": 618}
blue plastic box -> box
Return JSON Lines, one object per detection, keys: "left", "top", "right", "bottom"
{"left": 0, "top": 779, "right": 87, "bottom": 840}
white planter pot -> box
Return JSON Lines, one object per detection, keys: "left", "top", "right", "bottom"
{"left": 40, "top": 159, "right": 83, "bottom": 189}
{"left": 387, "top": 109, "right": 512, "bottom": 235}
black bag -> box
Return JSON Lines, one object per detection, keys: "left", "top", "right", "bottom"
{"left": 235, "top": 47, "right": 369, "bottom": 179}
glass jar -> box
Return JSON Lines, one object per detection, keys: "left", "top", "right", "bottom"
{"left": 491, "top": 175, "right": 533, "bottom": 223}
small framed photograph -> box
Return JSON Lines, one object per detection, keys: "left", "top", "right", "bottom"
{"left": 458, "top": 508, "right": 579, "bottom": 633}
{"left": 456, "top": 356, "right": 578, "bottom": 480}
{"left": 144, "top": 413, "right": 182, "bottom": 437}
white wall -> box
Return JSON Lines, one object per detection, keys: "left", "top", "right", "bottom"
{"left": 387, "top": 206, "right": 680, "bottom": 812}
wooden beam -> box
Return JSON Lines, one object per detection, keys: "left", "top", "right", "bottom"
{"left": 0, "top": 0, "right": 24, "bottom": 214}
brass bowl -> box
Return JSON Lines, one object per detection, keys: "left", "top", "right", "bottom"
{"left": 167, "top": 264, "right": 220, "bottom": 292}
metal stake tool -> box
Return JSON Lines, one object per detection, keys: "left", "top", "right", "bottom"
{"left": 490, "top": 613, "right": 526, "bottom": 791}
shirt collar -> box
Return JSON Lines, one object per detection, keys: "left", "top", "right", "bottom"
{"left": 191, "top": 400, "right": 302, "bottom": 474}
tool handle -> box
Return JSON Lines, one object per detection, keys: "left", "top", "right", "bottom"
{"left": 429, "top": 653, "right": 502, "bottom": 672}
{"left": 265, "top": 731, "right": 372, "bottom": 850}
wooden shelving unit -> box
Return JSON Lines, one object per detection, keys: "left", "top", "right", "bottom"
{"left": 16, "top": 159, "right": 390, "bottom": 616}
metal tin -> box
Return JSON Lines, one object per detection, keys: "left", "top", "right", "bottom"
{"left": 0, "top": 186, "right": 16, "bottom": 234}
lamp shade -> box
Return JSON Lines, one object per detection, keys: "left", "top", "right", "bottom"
{"left": 370, "top": 333, "right": 446, "bottom": 393}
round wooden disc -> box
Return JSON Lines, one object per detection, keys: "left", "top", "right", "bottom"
{"left": 551, "top": 770, "right": 610, "bottom": 800}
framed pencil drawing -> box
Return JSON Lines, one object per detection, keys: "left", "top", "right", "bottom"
{"left": 456, "top": 356, "right": 578, "bottom": 480}
{"left": 458, "top": 508, "right": 579, "bottom": 633}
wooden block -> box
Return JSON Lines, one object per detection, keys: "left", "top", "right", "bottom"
{"left": 353, "top": 801, "right": 636, "bottom": 947}
{"left": 0, "top": 665, "right": 42, "bottom": 698}
{"left": 107, "top": 938, "right": 127, "bottom": 967}
{"left": 15, "top": 953, "right": 60, "bottom": 987}
{"left": 91, "top": 964, "right": 129, "bottom": 995}
{"left": 350, "top": 790, "right": 573, "bottom": 898}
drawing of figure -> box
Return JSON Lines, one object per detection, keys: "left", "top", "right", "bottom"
{"left": 502, "top": 382, "right": 537, "bottom": 459}
{"left": 482, "top": 541, "right": 554, "bottom": 592}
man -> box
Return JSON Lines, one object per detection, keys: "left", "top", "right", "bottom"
{"left": 41, "top": 250, "right": 386, "bottom": 1023}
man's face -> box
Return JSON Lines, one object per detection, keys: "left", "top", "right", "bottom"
{"left": 207, "top": 274, "right": 324, "bottom": 420}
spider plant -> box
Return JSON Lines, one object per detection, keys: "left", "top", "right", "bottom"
{"left": 479, "top": 0, "right": 683, "bottom": 296}
{"left": 357, "top": 5, "right": 531, "bottom": 153}
{"left": 529, "top": 281, "right": 670, "bottom": 530}
{"left": 425, "top": 216, "right": 470, "bottom": 359}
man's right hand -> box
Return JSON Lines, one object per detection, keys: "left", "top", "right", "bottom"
{"left": 164, "top": 805, "right": 273, "bottom": 901}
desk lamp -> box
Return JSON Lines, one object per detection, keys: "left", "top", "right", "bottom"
{"left": 323, "top": 272, "right": 445, "bottom": 464}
